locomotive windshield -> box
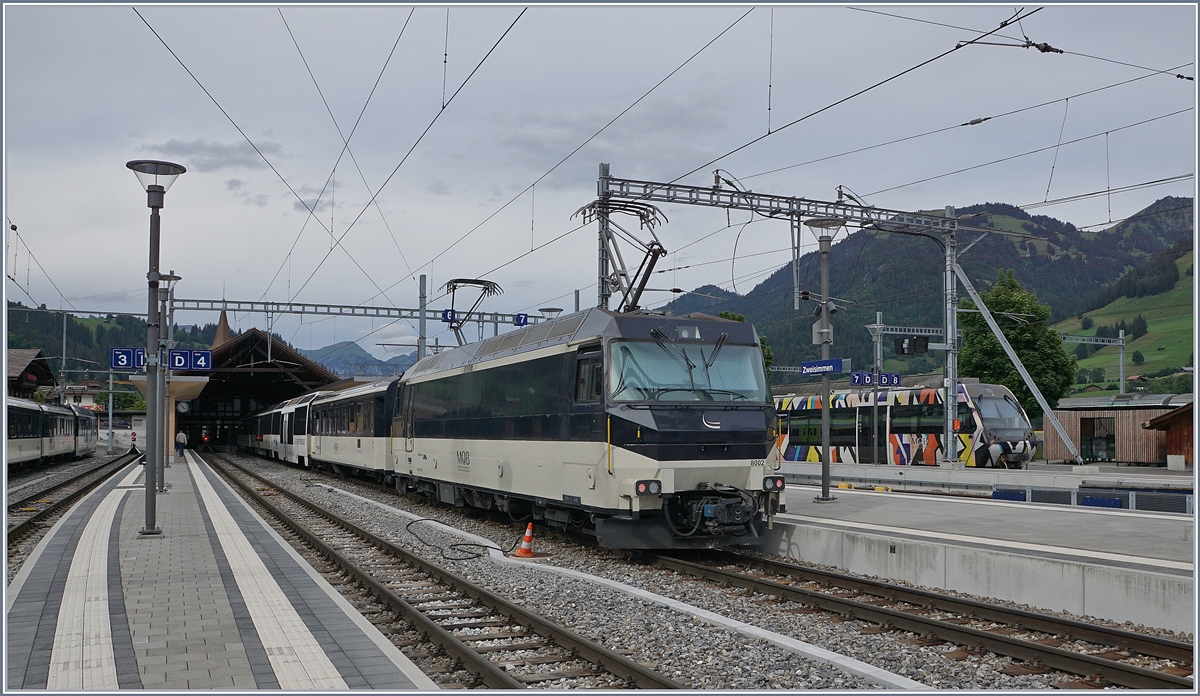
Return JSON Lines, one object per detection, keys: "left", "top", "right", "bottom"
{"left": 976, "top": 396, "right": 1030, "bottom": 430}
{"left": 608, "top": 338, "right": 768, "bottom": 402}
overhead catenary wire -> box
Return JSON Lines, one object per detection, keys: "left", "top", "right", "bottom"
{"left": 646, "top": 8, "right": 1041, "bottom": 197}
{"left": 863, "top": 107, "right": 1193, "bottom": 198}
{"left": 132, "top": 8, "right": 390, "bottom": 307}
{"left": 294, "top": 7, "right": 529, "bottom": 303}
{"left": 848, "top": 6, "right": 1195, "bottom": 81}
{"left": 741, "top": 63, "right": 1192, "bottom": 182}
{"left": 275, "top": 8, "right": 418, "bottom": 333}
{"left": 382, "top": 7, "right": 758, "bottom": 306}
{"left": 261, "top": 7, "right": 418, "bottom": 306}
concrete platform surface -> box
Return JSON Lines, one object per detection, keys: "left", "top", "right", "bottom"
{"left": 6, "top": 450, "right": 437, "bottom": 690}
{"left": 765, "top": 487, "right": 1194, "bottom": 633}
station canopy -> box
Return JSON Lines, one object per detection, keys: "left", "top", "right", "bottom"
{"left": 171, "top": 325, "right": 338, "bottom": 449}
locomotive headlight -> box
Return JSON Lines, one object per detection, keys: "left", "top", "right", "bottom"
{"left": 763, "top": 476, "right": 785, "bottom": 491}
{"left": 635, "top": 479, "right": 662, "bottom": 496}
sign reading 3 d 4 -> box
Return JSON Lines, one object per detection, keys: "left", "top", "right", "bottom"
{"left": 167, "top": 349, "right": 213, "bottom": 371}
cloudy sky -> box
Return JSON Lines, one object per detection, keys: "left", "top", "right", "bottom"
{"left": 4, "top": 3, "right": 1195, "bottom": 358}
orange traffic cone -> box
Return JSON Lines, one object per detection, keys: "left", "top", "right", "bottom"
{"left": 513, "top": 522, "right": 536, "bottom": 558}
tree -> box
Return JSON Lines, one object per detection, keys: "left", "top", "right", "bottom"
{"left": 1075, "top": 368, "right": 1089, "bottom": 384}
{"left": 719, "top": 311, "right": 773, "bottom": 369}
{"left": 1080, "top": 316, "right": 1093, "bottom": 330}
{"left": 1075, "top": 343, "right": 1090, "bottom": 360}
{"left": 1090, "top": 367, "right": 1106, "bottom": 383}
{"left": 958, "top": 269, "right": 1076, "bottom": 418}
{"left": 1132, "top": 350, "right": 1145, "bottom": 365}
{"left": 1130, "top": 314, "right": 1148, "bottom": 339}
{"left": 112, "top": 390, "right": 147, "bottom": 411}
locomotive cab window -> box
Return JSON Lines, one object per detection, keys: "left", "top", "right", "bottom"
{"left": 574, "top": 351, "right": 603, "bottom": 402}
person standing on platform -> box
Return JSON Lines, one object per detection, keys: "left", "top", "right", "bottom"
{"left": 175, "top": 430, "right": 188, "bottom": 458}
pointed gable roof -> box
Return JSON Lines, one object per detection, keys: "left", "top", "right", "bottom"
{"left": 211, "top": 310, "right": 233, "bottom": 349}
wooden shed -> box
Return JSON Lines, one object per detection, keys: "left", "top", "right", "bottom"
{"left": 1142, "top": 402, "right": 1193, "bottom": 471}
{"left": 1043, "top": 393, "right": 1194, "bottom": 466}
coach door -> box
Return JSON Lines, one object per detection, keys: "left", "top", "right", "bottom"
{"left": 283, "top": 413, "right": 293, "bottom": 445}
{"left": 402, "top": 387, "right": 415, "bottom": 452}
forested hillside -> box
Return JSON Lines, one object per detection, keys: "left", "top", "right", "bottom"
{"left": 663, "top": 196, "right": 1193, "bottom": 380}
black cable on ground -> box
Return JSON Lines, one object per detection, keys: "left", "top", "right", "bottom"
{"left": 403, "top": 517, "right": 523, "bottom": 561}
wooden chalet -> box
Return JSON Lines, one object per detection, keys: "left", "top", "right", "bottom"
{"left": 1044, "top": 393, "right": 1194, "bottom": 466}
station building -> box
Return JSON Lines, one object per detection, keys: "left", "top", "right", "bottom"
{"left": 1043, "top": 392, "right": 1194, "bottom": 467}
{"left": 132, "top": 311, "right": 337, "bottom": 452}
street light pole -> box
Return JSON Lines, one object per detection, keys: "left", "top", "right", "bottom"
{"left": 127, "top": 160, "right": 186, "bottom": 536}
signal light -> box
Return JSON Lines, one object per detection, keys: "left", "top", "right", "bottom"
{"left": 635, "top": 479, "right": 662, "bottom": 496}
{"left": 800, "top": 289, "right": 810, "bottom": 301}
{"left": 763, "top": 476, "right": 785, "bottom": 491}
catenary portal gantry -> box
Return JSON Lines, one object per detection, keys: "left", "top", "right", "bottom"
{"left": 586, "top": 163, "right": 1084, "bottom": 465}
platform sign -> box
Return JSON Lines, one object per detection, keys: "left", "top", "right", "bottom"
{"left": 134, "top": 348, "right": 147, "bottom": 368}
{"left": 878, "top": 372, "right": 903, "bottom": 387}
{"left": 169, "top": 350, "right": 191, "bottom": 370}
{"left": 110, "top": 348, "right": 134, "bottom": 370}
{"left": 441, "top": 309, "right": 456, "bottom": 323}
{"left": 513, "top": 313, "right": 529, "bottom": 327}
{"left": 850, "top": 371, "right": 874, "bottom": 386}
{"left": 800, "top": 358, "right": 850, "bottom": 376}
{"left": 191, "top": 350, "right": 212, "bottom": 370}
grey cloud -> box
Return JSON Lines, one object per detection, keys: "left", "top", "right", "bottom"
{"left": 225, "top": 178, "right": 246, "bottom": 190}
{"left": 427, "top": 181, "right": 451, "bottom": 196}
{"left": 245, "top": 194, "right": 269, "bottom": 207}
{"left": 293, "top": 198, "right": 333, "bottom": 213}
{"left": 141, "top": 138, "right": 282, "bottom": 172}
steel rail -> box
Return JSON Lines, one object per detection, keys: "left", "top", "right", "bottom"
{"left": 8, "top": 454, "right": 136, "bottom": 511}
{"left": 208, "top": 454, "right": 680, "bottom": 689}
{"left": 651, "top": 553, "right": 1192, "bottom": 689}
{"left": 7, "top": 452, "right": 141, "bottom": 546}
{"left": 715, "top": 550, "right": 1193, "bottom": 664}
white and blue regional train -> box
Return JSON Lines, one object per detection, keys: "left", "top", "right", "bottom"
{"left": 6, "top": 397, "right": 99, "bottom": 469}
{"left": 241, "top": 309, "right": 787, "bottom": 549}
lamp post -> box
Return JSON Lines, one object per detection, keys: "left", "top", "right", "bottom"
{"left": 805, "top": 217, "right": 846, "bottom": 503}
{"left": 127, "top": 159, "right": 186, "bottom": 536}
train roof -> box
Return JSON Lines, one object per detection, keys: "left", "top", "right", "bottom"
{"left": 6, "top": 396, "right": 75, "bottom": 415}
{"left": 403, "top": 308, "right": 758, "bottom": 381}
{"left": 310, "top": 377, "right": 396, "bottom": 405}
{"left": 1052, "top": 392, "right": 1194, "bottom": 410}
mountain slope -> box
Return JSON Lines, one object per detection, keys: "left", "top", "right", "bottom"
{"left": 660, "top": 196, "right": 1193, "bottom": 378}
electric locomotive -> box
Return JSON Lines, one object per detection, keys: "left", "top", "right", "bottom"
{"left": 392, "top": 308, "right": 784, "bottom": 549}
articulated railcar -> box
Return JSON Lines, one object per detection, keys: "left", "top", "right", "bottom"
{"left": 246, "top": 308, "right": 786, "bottom": 549}
{"left": 6, "top": 397, "right": 98, "bottom": 468}
{"left": 774, "top": 382, "right": 1035, "bottom": 468}
{"left": 242, "top": 392, "right": 326, "bottom": 465}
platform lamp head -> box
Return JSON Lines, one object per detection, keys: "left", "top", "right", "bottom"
{"left": 539, "top": 307, "right": 563, "bottom": 320}
{"left": 126, "top": 160, "right": 186, "bottom": 208}
{"left": 803, "top": 216, "right": 847, "bottom": 238}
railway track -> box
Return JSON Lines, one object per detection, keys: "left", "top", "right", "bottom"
{"left": 204, "top": 453, "right": 681, "bottom": 689}
{"left": 7, "top": 451, "right": 142, "bottom": 548}
{"left": 651, "top": 550, "right": 1194, "bottom": 690}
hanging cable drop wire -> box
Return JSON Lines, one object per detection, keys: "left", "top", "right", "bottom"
{"left": 849, "top": 6, "right": 1194, "bottom": 81}
{"left": 383, "top": 7, "right": 757, "bottom": 307}
{"left": 863, "top": 107, "right": 1191, "bottom": 198}
{"left": 132, "top": 8, "right": 391, "bottom": 306}
{"left": 291, "top": 7, "right": 528, "bottom": 303}
{"left": 647, "top": 7, "right": 1042, "bottom": 196}
{"left": 275, "top": 8, "right": 419, "bottom": 330}
{"left": 740, "top": 62, "right": 1191, "bottom": 183}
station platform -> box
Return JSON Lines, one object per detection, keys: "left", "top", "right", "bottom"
{"left": 764, "top": 479, "right": 1194, "bottom": 634}
{"left": 5, "top": 450, "right": 437, "bottom": 690}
